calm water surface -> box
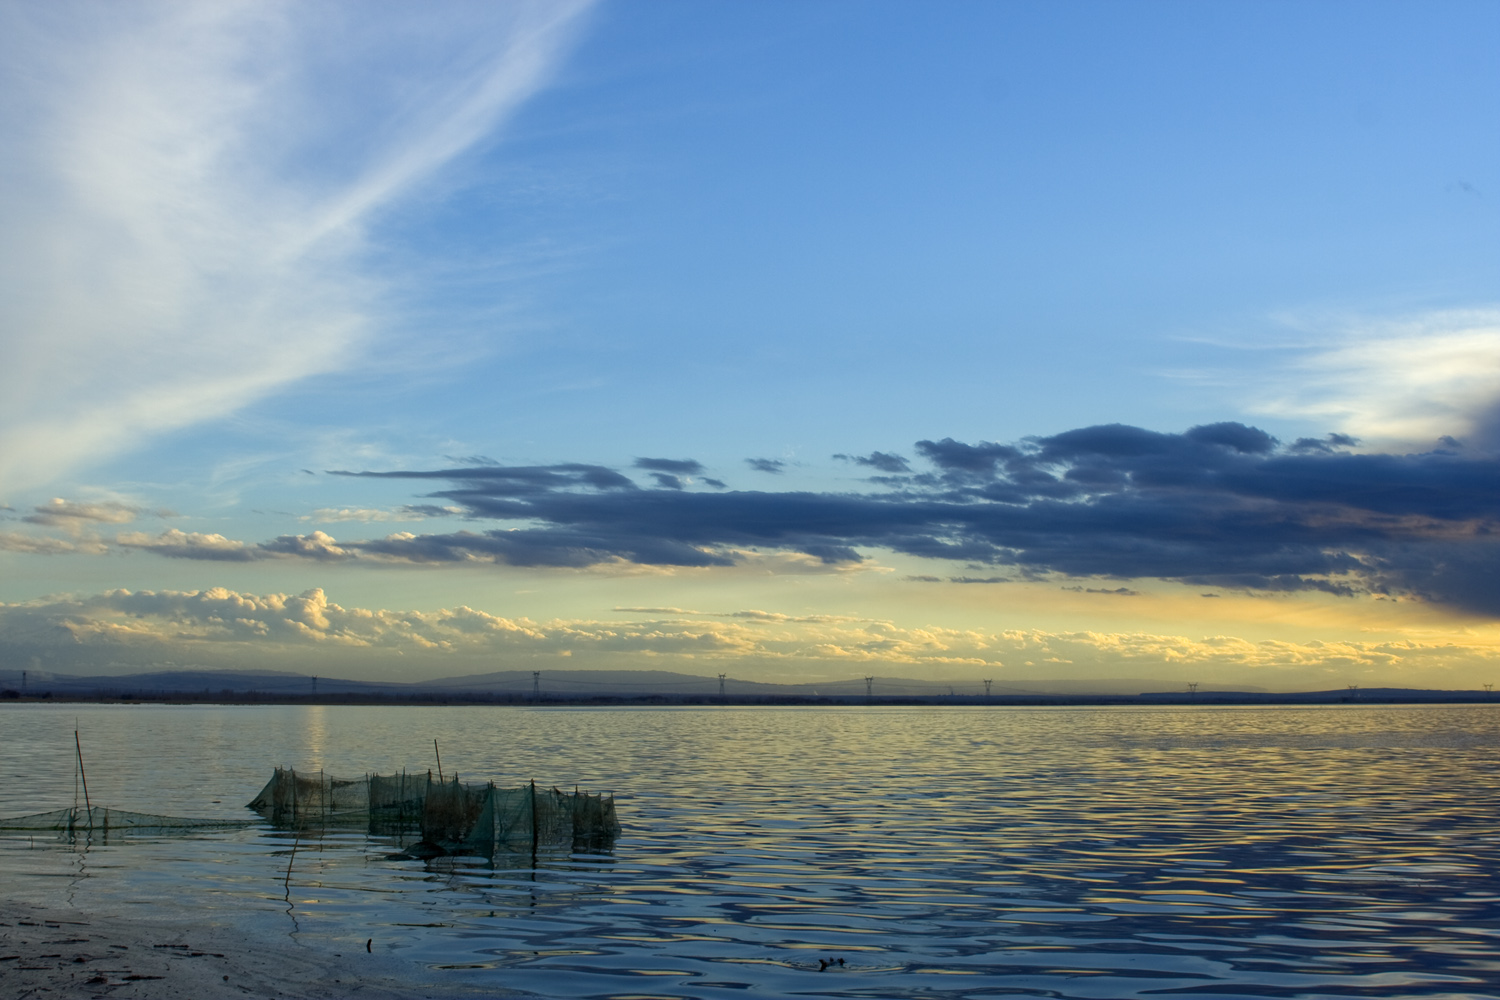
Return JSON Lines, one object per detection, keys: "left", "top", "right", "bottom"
{"left": 2, "top": 703, "right": 1498, "bottom": 999}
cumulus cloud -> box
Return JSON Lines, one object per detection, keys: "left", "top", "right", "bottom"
{"left": 24, "top": 498, "right": 143, "bottom": 527}
{"left": 1, "top": 587, "right": 545, "bottom": 655}
{"left": 5, "top": 587, "right": 1493, "bottom": 685}
{"left": 322, "top": 424, "right": 1500, "bottom": 615}
{"left": 0, "top": 532, "right": 109, "bottom": 556}
{"left": 619, "top": 459, "right": 725, "bottom": 491}
{"left": 257, "top": 531, "right": 359, "bottom": 562}
{"left": 834, "top": 451, "right": 911, "bottom": 473}
{"left": 35, "top": 421, "right": 1500, "bottom": 618}
{"left": 634, "top": 458, "right": 704, "bottom": 475}
{"left": 116, "top": 528, "right": 259, "bottom": 561}
{"left": 112, "top": 528, "right": 363, "bottom": 563}
{"left": 0, "top": 1, "right": 592, "bottom": 493}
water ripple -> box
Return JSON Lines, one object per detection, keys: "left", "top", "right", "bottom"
{"left": 2, "top": 703, "right": 1499, "bottom": 998}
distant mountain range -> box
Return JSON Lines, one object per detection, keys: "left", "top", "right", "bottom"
{"left": 0, "top": 666, "right": 1493, "bottom": 704}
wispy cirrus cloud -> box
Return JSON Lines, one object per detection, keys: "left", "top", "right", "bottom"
{"left": 0, "top": 1, "right": 593, "bottom": 494}
{"left": 303, "top": 506, "right": 464, "bottom": 524}
{"left": 1251, "top": 308, "right": 1500, "bottom": 451}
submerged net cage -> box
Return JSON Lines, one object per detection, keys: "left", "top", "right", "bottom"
{"left": 245, "top": 768, "right": 421, "bottom": 830}
{"left": 247, "top": 768, "right": 620, "bottom": 856}
{"left": 422, "top": 777, "right": 621, "bottom": 855}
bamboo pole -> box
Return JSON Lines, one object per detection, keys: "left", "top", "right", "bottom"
{"left": 74, "top": 730, "right": 93, "bottom": 831}
{"left": 285, "top": 831, "right": 300, "bottom": 892}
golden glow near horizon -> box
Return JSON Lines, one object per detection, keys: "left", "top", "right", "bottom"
{"left": 3, "top": 554, "right": 1496, "bottom": 691}
{"left": 1, "top": 6, "right": 1496, "bottom": 697}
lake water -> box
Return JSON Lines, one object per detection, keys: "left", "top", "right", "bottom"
{"left": 2, "top": 703, "right": 1499, "bottom": 999}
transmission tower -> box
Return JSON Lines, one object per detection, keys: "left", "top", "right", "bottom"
{"left": 864, "top": 675, "right": 874, "bottom": 702}
{"left": 718, "top": 673, "right": 727, "bottom": 699}
{"left": 532, "top": 671, "right": 541, "bottom": 701}
{"left": 983, "top": 678, "right": 992, "bottom": 697}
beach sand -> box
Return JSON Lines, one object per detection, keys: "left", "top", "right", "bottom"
{"left": 1, "top": 900, "right": 505, "bottom": 999}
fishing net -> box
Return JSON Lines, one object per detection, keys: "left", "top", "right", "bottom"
{"left": 368, "top": 771, "right": 428, "bottom": 834}
{"left": 0, "top": 806, "right": 253, "bottom": 835}
{"left": 426, "top": 779, "right": 621, "bottom": 856}
{"left": 0, "top": 768, "right": 618, "bottom": 858}
{"left": 245, "top": 768, "right": 383, "bottom": 826}
{"left": 247, "top": 768, "right": 620, "bottom": 856}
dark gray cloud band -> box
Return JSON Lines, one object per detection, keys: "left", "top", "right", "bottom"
{"left": 275, "top": 422, "right": 1500, "bottom": 615}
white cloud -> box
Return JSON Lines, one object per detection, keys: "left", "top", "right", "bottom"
{"left": 0, "top": 1, "right": 593, "bottom": 494}
{"left": 0, "top": 531, "right": 109, "bottom": 556}
{"left": 3, "top": 588, "right": 1495, "bottom": 687}
{"left": 304, "top": 507, "right": 461, "bottom": 523}
{"left": 1252, "top": 308, "right": 1500, "bottom": 450}
{"left": 25, "top": 498, "right": 142, "bottom": 528}
{"left": 115, "top": 528, "right": 257, "bottom": 561}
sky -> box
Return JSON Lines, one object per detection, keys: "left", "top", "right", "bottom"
{"left": 1, "top": 0, "right": 1497, "bottom": 692}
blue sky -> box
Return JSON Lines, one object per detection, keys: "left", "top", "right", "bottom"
{"left": 1, "top": 1, "right": 1497, "bottom": 690}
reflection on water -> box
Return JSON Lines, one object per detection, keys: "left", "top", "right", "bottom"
{"left": 2, "top": 703, "right": 1499, "bottom": 998}
{"left": 302, "top": 702, "right": 329, "bottom": 769}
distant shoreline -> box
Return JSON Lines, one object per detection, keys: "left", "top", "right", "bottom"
{"left": 3, "top": 690, "right": 1496, "bottom": 707}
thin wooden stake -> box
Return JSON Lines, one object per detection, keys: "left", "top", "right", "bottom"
{"left": 530, "top": 779, "right": 538, "bottom": 864}
{"left": 74, "top": 730, "right": 93, "bottom": 830}
{"left": 285, "top": 832, "right": 300, "bottom": 892}
{"left": 434, "top": 739, "right": 443, "bottom": 781}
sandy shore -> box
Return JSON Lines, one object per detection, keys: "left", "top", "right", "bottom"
{"left": 1, "top": 900, "right": 506, "bottom": 999}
